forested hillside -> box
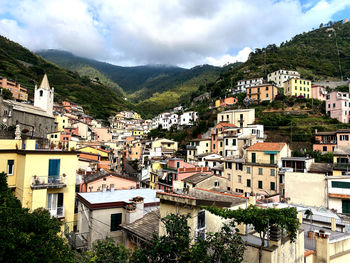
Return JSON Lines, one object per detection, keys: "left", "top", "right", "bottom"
{"left": 0, "top": 36, "right": 131, "bottom": 119}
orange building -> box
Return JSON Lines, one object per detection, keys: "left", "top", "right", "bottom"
{"left": 0, "top": 76, "right": 28, "bottom": 101}
{"left": 246, "top": 84, "right": 278, "bottom": 102}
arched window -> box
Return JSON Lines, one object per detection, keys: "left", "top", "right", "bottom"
{"left": 39, "top": 90, "right": 43, "bottom": 97}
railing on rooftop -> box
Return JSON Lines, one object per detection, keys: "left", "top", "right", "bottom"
{"left": 31, "top": 175, "right": 67, "bottom": 189}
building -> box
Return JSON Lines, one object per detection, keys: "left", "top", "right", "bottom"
{"left": 246, "top": 84, "right": 278, "bottom": 102}
{"left": 151, "top": 138, "right": 178, "bottom": 156}
{"left": 284, "top": 78, "right": 312, "bottom": 98}
{"left": 236, "top": 77, "right": 264, "bottom": 93}
{"left": 326, "top": 91, "right": 350, "bottom": 123}
{"left": 224, "top": 142, "right": 291, "bottom": 196}
{"left": 267, "top": 69, "right": 300, "bottom": 88}
{"left": 75, "top": 189, "right": 159, "bottom": 249}
{"left": 215, "top": 97, "right": 238, "bottom": 108}
{"left": 0, "top": 139, "right": 78, "bottom": 231}
{"left": 0, "top": 76, "right": 28, "bottom": 101}
{"left": 179, "top": 111, "right": 198, "bottom": 126}
{"left": 332, "top": 146, "right": 350, "bottom": 176}
{"left": 313, "top": 129, "right": 350, "bottom": 153}
{"left": 177, "top": 173, "right": 228, "bottom": 192}
{"left": 311, "top": 84, "right": 327, "bottom": 101}
{"left": 186, "top": 138, "right": 211, "bottom": 161}
{"left": 0, "top": 74, "right": 57, "bottom": 138}
{"left": 217, "top": 109, "right": 255, "bottom": 128}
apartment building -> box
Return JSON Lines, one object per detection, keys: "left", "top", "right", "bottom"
{"left": 284, "top": 78, "right": 311, "bottom": 98}
{"left": 267, "top": 69, "right": 300, "bottom": 88}
{"left": 0, "top": 139, "right": 78, "bottom": 230}
{"left": 224, "top": 142, "right": 291, "bottom": 196}
{"left": 311, "top": 84, "right": 327, "bottom": 101}
{"left": 186, "top": 138, "right": 211, "bottom": 161}
{"left": 246, "top": 84, "right": 278, "bottom": 102}
{"left": 313, "top": 129, "right": 350, "bottom": 152}
{"left": 0, "top": 76, "right": 28, "bottom": 101}
{"left": 235, "top": 77, "right": 264, "bottom": 93}
{"left": 326, "top": 91, "right": 350, "bottom": 123}
{"left": 217, "top": 109, "right": 255, "bottom": 128}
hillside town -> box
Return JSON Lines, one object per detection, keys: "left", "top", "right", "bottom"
{"left": 2, "top": 67, "right": 350, "bottom": 262}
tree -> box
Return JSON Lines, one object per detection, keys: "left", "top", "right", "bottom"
{"left": 79, "top": 238, "right": 130, "bottom": 263}
{"left": 2, "top": 88, "right": 13, "bottom": 100}
{"left": 204, "top": 206, "right": 299, "bottom": 263}
{"left": 0, "top": 172, "right": 75, "bottom": 263}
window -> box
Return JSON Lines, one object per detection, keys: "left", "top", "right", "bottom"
{"left": 227, "top": 173, "right": 231, "bottom": 180}
{"left": 270, "top": 169, "right": 275, "bottom": 176}
{"left": 110, "top": 213, "right": 122, "bottom": 231}
{"left": 39, "top": 90, "right": 43, "bottom": 97}
{"left": 258, "top": 181, "right": 263, "bottom": 189}
{"left": 246, "top": 167, "right": 251, "bottom": 174}
{"left": 177, "top": 162, "right": 180, "bottom": 168}
{"left": 232, "top": 139, "right": 236, "bottom": 146}
{"left": 270, "top": 182, "right": 276, "bottom": 190}
{"left": 342, "top": 200, "right": 350, "bottom": 214}
{"left": 251, "top": 153, "right": 256, "bottom": 163}
{"left": 270, "top": 154, "right": 275, "bottom": 164}
{"left": 323, "top": 146, "right": 327, "bottom": 151}
{"left": 333, "top": 103, "right": 336, "bottom": 108}
{"left": 197, "top": 211, "right": 206, "bottom": 239}
{"left": 247, "top": 179, "right": 251, "bottom": 187}
{"left": 258, "top": 168, "right": 263, "bottom": 175}
{"left": 340, "top": 135, "right": 349, "bottom": 141}
{"left": 47, "top": 193, "right": 63, "bottom": 217}
{"left": 238, "top": 175, "right": 242, "bottom": 183}
{"left": 225, "top": 139, "right": 228, "bottom": 146}
{"left": 266, "top": 93, "right": 269, "bottom": 97}
{"left": 214, "top": 181, "right": 219, "bottom": 187}
{"left": 220, "top": 142, "right": 223, "bottom": 147}
{"left": 7, "top": 160, "right": 14, "bottom": 175}
{"left": 49, "top": 159, "right": 61, "bottom": 179}
{"left": 332, "top": 181, "right": 350, "bottom": 189}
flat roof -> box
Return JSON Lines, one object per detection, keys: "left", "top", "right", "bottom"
{"left": 78, "top": 189, "right": 159, "bottom": 206}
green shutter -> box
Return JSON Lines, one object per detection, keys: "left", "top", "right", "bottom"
{"left": 332, "top": 181, "right": 350, "bottom": 189}
{"left": 270, "top": 182, "right": 275, "bottom": 190}
{"left": 252, "top": 153, "right": 256, "bottom": 163}
{"left": 270, "top": 154, "right": 275, "bottom": 164}
{"left": 342, "top": 200, "right": 350, "bottom": 214}
{"left": 247, "top": 179, "right": 251, "bottom": 187}
{"left": 258, "top": 181, "right": 263, "bottom": 189}
{"left": 49, "top": 159, "right": 60, "bottom": 179}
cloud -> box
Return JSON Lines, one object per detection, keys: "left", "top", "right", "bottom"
{"left": 0, "top": 0, "right": 349, "bottom": 67}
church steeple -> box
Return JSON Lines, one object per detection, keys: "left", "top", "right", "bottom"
{"left": 34, "top": 74, "right": 54, "bottom": 116}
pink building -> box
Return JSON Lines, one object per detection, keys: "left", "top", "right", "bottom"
{"left": 80, "top": 172, "right": 138, "bottom": 192}
{"left": 313, "top": 129, "right": 350, "bottom": 152}
{"left": 158, "top": 158, "right": 211, "bottom": 192}
{"left": 93, "top": 127, "right": 113, "bottom": 142}
{"left": 311, "top": 85, "right": 327, "bottom": 101}
{"left": 326, "top": 91, "right": 350, "bottom": 123}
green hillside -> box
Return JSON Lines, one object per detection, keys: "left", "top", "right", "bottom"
{"left": 0, "top": 36, "right": 131, "bottom": 119}
{"left": 37, "top": 49, "right": 223, "bottom": 117}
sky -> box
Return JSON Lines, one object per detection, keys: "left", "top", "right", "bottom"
{"left": 0, "top": 0, "right": 349, "bottom": 68}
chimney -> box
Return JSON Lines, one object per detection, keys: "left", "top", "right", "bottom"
{"left": 125, "top": 196, "right": 144, "bottom": 224}
{"left": 331, "top": 217, "right": 336, "bottom": 231}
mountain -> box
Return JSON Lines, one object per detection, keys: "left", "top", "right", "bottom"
{"left": 201, "top": 20, "right": 350, "bottom": 101}
{"left": 37, "top": 50, "right": 223, "bottom": 117}
{"left": 0, "top": 36, "right": 131, "bottom": 119}
{"left": 36, "top": 49, "right": 187, "bottom": 95}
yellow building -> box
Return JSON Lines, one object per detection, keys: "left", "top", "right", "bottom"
{"left": 132, "top": 130, "right": 144, "bottom": 136}
{"left": 55, "top": 114, "right": 70, "bottom": 132}
{"left": 217, "top": 109, "right": 255, "bottom": 128}
{"left": 78, "top": 145, "right": 109, "bottom": 159}
{"left": 225, "top": 142, "right": 291, "bottom": 196}
{"left": 132, "top": 112, "right": 142, "bottom": 120}
{"left": 186, "top": 138, "right": 211, "bottom": 161}
{"left": 284, "top": 78, "right": 311, "bottom": 98}
{"left": 149, "top": 162, "right": 164, "bottom": 189}
{"left": 0, "top": 139, "right": 78, "bottom": 230}
{"left": 151, "top": 138, "right": 178, "bottom": 152}
{"left": 47, "top": 131, "right": 61, "bottom": 147}
{"left": 332, "top": 146, "right": 350, "bottom": 176}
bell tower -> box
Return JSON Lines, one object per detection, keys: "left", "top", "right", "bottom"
{"left": 34, "top": 74, "right": 54, "bottom": 116}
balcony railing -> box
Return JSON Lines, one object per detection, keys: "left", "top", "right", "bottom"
{"left": 31, "top": 175, "right": 67, "bottom": 189}
{"left": 47, "top": 206, "right": 65, "bottom": 218}
{"left": 334, "top": 163, "right": 350, "bottom": 170}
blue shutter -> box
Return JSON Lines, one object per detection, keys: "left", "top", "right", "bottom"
{"left": 49, "top": 159, "right": 60, "bottom": 179}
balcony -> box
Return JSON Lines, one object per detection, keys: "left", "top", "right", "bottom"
{"left": 31, "top": 175, "right": 67, "bottom": 189}
{"left": 186, "top": 145, "right": 197, "bottom": 150}
{"left": 47, "top": 206, "right": 65, "bottom": 218}
{"left": 333, "top": 163, "right": 350, "bottom": 170}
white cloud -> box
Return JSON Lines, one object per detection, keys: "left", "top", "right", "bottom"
{"left": 205, "top": 47, "right": 253, "bottom": 67}
{"left": 0, "top": 0, "right": 349, "bottom": 67}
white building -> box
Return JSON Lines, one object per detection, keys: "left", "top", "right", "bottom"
{"left": 34, "top": 73, "right": 54, "bottom": 116}
{"left": 267, "top": 69, "right": 300, "bottom": 88}
{"left": 236, "top": 77, "right": 264, "bottom": 93}
{"left": 179, "top": 111, "right": 198, "bottom": 126}
{"left": 158, "top": 112, "right": 178, "bottom": 130}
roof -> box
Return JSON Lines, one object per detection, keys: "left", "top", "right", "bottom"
{"left": 216, "top": 123, "right": 237, "bottom": 128}
{"left": 84, "top": 171, "right": 138, "bottom": 184}
{"left": 120, "top": 209, "right": 159, "bottom": 242}
{"left": 246, "top": 142, "right": 286, "bottom": 151}
{"left": 309, "top": 163, "right": 333, "bottom": 173}
{"left": 4, "top": 100, "right": 54, "bottom": 118}
{"left": 315, "top": 131, "right": 336, "bottom": 136}
{"left": 77, "top": 189, "right": 159, "bottom": 208}
{"left": 334, "top": 146, "right": 350, "bottom": 156}
{"left": 39, "top": 74, "right": 50, "bottom": 90}
{"left": 212, "top": 163, "right": 224, "bottom": 171}
{"left": 182, "top": 173, "right": 214, "bottom": 184}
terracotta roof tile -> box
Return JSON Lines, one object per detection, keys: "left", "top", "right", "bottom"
{"left": 217, "top": 123, "right": 237, "bottom": 128}
{"left": 246, "top": 142, "right": 286, "bottom": 151}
